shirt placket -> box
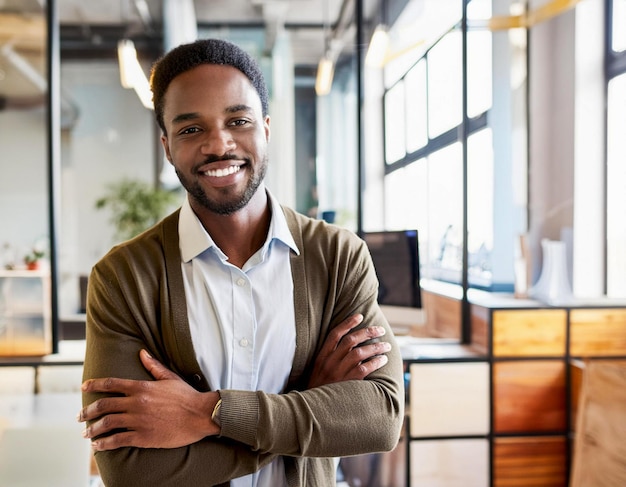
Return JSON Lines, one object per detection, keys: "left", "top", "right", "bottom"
{"left": 230, "top": 268, "right": 255, "bottom": 390}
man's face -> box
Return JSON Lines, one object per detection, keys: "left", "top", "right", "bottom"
{"left": 160, "top": 64, "right": 271, "bottom": 215}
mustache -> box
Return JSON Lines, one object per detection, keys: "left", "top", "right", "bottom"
{"left": 201, "top": 153, "right": 240, "bottom": 165}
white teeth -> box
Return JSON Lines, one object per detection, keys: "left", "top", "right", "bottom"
{"left": 204, "top": 165, "right": 241, "bottom": 178}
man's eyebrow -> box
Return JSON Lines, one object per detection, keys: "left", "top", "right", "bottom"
{"left": 170, "top": 105, "right": 254, "bottom": 125}
{"left": 171, "top": 112, "right": 201, "bottom": 125}
{"left": 226, "top": 104, "right": 253, "bottom": 114}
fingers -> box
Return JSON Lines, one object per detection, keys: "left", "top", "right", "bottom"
{"left": 81, "top": 376, "right": 138, "bottom": 396}
{"left": 317, "top": 314, "right": 367, "bottom": 356}
{"left": 308, "top": 313, "right": 393, "bottom": 388}
{"left": 90, "top": 431, "right": 138, "bottom": 452}
{"left": 354, "top": 354, "right": 389, "bottom": 379}
{"left": 342, "top": 341, "right": 392, "bottom": 379}
{"left": 78, "top": 395, "right": 128, "bottom": 423}
{"left": 139, "top": 349, "right": 180, "bottom": 381}
{"left": 333, "top": 313, "right": 364, "bottom": 336}
{"left": 80, "top": 398, "right": 131, "bottom": 438}
{"left": 338, "top": 325, "right": 386, "bottom": 351}
{"left": 79, "top": 350, "right": 180, "bottom": 420}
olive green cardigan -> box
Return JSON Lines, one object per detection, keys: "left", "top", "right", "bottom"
{"left": 83, "top": 205, "right": 404, "bottom": 486}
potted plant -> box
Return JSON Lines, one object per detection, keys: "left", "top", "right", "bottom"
{"left": 24, "top": 247, "right": 45, "bottom": 270}
{"left": 95, "top": 178, "right": 180, "bottom": 242}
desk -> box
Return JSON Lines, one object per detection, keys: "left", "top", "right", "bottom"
{"left": 0, "top": 393, "right": 91, "bottom": 487}
{"left": 0, "top": 339, "right": 85, "bottom": 368}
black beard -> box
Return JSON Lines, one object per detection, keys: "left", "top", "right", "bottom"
{"left": 176, "top": 155, "right": 268, "bottom": 215}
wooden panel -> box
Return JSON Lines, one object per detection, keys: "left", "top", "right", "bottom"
{"left": 570, "top": 308, "right": 626, "bottom": 356}
{"left": 409, "top": 362, "right": 489, "bottom": 437}
{"left": 493, "top": 436, "right": 567, "bottom": 487}
{"left": 470, "top": 304, "right": 489, "bottom": 355}
{"left": 410, "top": 439, "right": 489, "bottom": 487}
{"left": 492, "top": 309, "right": 566, "bottom": 357}
{"left": 422, "top": 290, "right": 461, "bottom": 339}
{"left": 569, "top": 360, "right": 585, "bottom": 431}
{"left": 570, "top": 360, "right": 626, "bottom": 487}
{"left": 493, "top": 361, "right": 566, "bottom": 433}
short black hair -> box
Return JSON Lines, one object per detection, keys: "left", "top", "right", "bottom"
{"left": 150, "top": 38, "right": 269, "bottom": 132}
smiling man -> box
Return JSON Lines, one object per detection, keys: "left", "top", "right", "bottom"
{"left": 78, "top": 39, "right": 404, "bottom": 487}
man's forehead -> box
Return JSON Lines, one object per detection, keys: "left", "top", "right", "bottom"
{"left": 165, "top": 64, "right": 259, "bottom": 100}
{"left": 162, "top": 66, "right": 262, "bottom": 121}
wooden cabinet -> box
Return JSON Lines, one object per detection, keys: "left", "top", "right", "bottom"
{"left": 569, "top": 308, "right": 626, "bottom": 356}
{"left": 493, "top": 436, "right": 567, "bottom": 487}
{"left": 403, "top": 290, "right": 626, "bottom": 487}
{"left": 410, "top": 438, "right": 489, "bottom": 487}
{"left": 470, "top": 296, "right": 626, "bottom": 487}
{"left": 490, "top": 309, "right": 566, "bottom": 357}
{"left": 402, "top": 340, "right": 490, "bottom": 487}
{"left": 492, "top": 360, "right": 567, "bottom": 434}
{"left": 409, "top": 361, "right": 490, "bottom": 437}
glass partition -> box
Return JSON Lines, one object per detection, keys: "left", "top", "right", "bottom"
{"left": 57, "top": 58, "right": 161, "bottom": 318}
{"left": 0, "top": 0, "right": 52, "bottom": 354}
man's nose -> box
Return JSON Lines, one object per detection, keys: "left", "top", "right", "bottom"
{"left": 201, "top": 128, "right": 236, "bottom": 155}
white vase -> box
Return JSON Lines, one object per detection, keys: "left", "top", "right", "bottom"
{"left": 529, "top": 239, "right": 573, "bottom": 305}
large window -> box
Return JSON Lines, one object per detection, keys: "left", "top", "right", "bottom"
{"left": 382, "top": 0, "right": 504, "bottom": 290}
{"left": 606, "top": 0, "right": 626, "bottom": 296}
{"left": 427, "top": 31, "right": 463, "bottom": 139}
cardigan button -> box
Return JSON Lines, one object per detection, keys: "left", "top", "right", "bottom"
{"left": 192, "top": 374, "right": 202, "bottom": 383}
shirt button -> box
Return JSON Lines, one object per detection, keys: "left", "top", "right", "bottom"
{"left": 239, "top": 337, "right": 249, "bottom": 348}
{"left": 236, "top": 278, "right": 246, "bottom": 287}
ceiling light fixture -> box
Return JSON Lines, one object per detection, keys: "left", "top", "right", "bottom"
{"left": 117, "top": 39, "right": 153, "bottom": 110}
{"left": 365, "top": 24, "right": 390, "bottom": 68}
{"left": 315, "top": 0, "right": 335, "bottom": 97}
{"left": 315, "top": 55, "right": 335, "bottom": 97}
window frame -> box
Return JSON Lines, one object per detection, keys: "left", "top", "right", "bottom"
{"left": 381, "top": 16, "right": 490, "bottom": 295}
{"left": 605, "top": 0, "right": 626, "bottom": 295}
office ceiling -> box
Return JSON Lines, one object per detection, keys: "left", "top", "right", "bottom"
{"left": 0, "top": 0, "right": 385, "bottom": 101}
{"left": 58, "top": 0, "right": 371, "bottom": 64}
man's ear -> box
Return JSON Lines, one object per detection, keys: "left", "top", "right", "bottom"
{"left": 161, "top": 134, "right": 172, "bottom": 163}
{"left": 264, "top": 115, "right": 271, "bottom": 143}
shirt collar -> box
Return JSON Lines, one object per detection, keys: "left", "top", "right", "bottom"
{"left": 179, "top": 190, "right": 299, "bottom": 263}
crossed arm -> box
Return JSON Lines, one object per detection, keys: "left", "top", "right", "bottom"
{"left": 79, "top": 227, "right": 404, "bottom": 485}
{"left": 78, "top": 313, "right": 392, "bottom": 451}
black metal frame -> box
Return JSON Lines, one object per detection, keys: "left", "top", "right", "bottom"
{"left": 46, "top": 0, "right": 61, "bottom": 354}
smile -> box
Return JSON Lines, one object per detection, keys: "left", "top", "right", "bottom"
{"left": 204, "top": 165, "right": 241, "bottom": 178}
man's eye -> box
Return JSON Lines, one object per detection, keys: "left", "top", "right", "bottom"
{"left": 231, "top": 119, "right": 249, "bottom": 127}
{"left": 180, "top": 127, "right": 200, "bottom": 135}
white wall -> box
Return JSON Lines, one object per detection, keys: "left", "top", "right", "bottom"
{"left": 528, "top": 6, "right": 576, "bottom": 284}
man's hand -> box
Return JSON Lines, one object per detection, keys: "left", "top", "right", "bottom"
{"left": 78, "top": 349, "right": 221, "bottom": 451}
{"left": 307, "top": 314, "right": 392, "bottom": 389}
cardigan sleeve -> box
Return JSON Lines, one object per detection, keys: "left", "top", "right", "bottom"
{"left": 82, "top": 247, "right": 276, "bottom": 487}
{"left": 217, "top": 224, "right": 405, "bottom": 458}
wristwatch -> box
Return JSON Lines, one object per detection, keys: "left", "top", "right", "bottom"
{"left": 211, "top": 397, "right": 222, "bottom": 427}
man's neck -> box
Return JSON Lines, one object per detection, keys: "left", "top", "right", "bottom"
{"left": 193, "top": 189, "right": 271, "bottom": 268}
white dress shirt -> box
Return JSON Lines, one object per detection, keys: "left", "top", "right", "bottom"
{"left": 178, "top": 191, "right": 298, "bottom": 487}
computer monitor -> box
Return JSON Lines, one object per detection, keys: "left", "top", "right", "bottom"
{"left": 362, "top": 230, "right": 422, "bottom": 309}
